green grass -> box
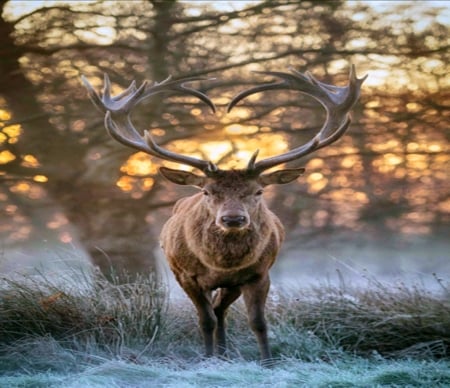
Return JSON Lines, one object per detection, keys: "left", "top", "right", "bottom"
{"left": 0, "top": 264, "right": 449, "bottom": 386}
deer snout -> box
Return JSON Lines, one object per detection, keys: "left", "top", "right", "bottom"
{"left": 220, "top": 215, "right": 248, "bottom": 228}
{"left": 216, "top": 199, "right": 250, "bottom": 231}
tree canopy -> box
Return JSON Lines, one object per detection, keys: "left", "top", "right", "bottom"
{"left": 0, "top": 0, "right": 448, "bottom": 275}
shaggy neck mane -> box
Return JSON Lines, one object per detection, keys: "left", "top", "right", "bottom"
{"left": 197, "top": 214, "right": 268, "bottom": 270}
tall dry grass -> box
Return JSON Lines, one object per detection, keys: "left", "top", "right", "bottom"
{"left": 267, "top": 273, "right": 449, "bottom": 359}
{"left": 0, "top": 268, "right": 166, "bottom": 352}
{"left": 0, "top": 266, "right": 448, "bottom": 362}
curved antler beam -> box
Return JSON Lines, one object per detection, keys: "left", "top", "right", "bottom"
{"left": 82, "top": 74, "right": 218, "bottom": 174}
{"left": 228, "top": 65, "right": 367, "bottom": 173}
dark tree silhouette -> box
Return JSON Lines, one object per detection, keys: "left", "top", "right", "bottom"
{"left": 1, "top": 0, "right": 448, "bottom": 276}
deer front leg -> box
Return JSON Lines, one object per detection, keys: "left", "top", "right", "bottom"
{"left": 178, "top": 278, "right": 217, "bottom": 357}
{"left": 212, "top": 287, "right": 241, "bottom": 356}
{"left": 241, "top": 276, "right": 272, "bottom": 365}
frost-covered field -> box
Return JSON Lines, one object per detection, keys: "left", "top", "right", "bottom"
{"left": 2, "top": 346, "right": 449, "bottom": 387}
{"left": 1, "top": 263, "right": 449, "bottom": 387}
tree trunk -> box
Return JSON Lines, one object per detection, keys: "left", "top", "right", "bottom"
{"left": 0, "top": 8, "right": 158, "bottom": 278}
{"left": 56, "top": 181, "right": 159, "bottom": 277}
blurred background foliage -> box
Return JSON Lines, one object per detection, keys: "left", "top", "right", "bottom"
{"left": 0, "top": 0, "right": 448, "bottom": 277}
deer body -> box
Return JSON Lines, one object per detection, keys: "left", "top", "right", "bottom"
{"left": 83, "top": 65, "right": 366, "bottom": 365}
{"left": 159, "top": 169, "right": 290, "bottom": 361}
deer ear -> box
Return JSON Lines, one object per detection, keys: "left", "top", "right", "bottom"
{"left": 159, "top": 167, "right": 207, "bottom": 187}
{"left": 258, "top": 168, "right": 305, "bottom": 186}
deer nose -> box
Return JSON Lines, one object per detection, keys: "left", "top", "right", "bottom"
{"left": 221, "top": 215, "right": 247, "bottom": 228}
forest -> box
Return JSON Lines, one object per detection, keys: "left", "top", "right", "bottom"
{"left": 0, "top": 1, "right": 448, "bottom": 275}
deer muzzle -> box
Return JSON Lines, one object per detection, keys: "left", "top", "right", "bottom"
{"left": 220, "top": 215, "right": 248, "bottom": 228}
{"left": 216, "top": 200, "right": 250, "bottom": 231}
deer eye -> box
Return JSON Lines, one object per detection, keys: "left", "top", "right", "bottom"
{"left": 255, "top": 189, "right": 264, "bottom": 196}
{"left": 202, "top": 189, "right": 210, "bottom": 196}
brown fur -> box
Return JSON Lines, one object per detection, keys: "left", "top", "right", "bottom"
{"left": 159, "top": 168, "right": 302, "bottom": 364}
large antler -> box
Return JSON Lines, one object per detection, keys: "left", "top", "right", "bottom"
{"left": 228, "top": 65, "right": 367, "bottom": 173}
{"left": 81, "top": 74, "right": 218, "bottom": 173}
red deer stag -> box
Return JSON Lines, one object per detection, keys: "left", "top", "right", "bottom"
{"left": 82, "top": 66, "right": 366, "bottom": 364}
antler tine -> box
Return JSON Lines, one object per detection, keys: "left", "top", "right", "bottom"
{"left": 82, "top": 74, "right": 218, "bottom": 174}
{"left": 228, "top": 65, "right": 367, "bottom": 173}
